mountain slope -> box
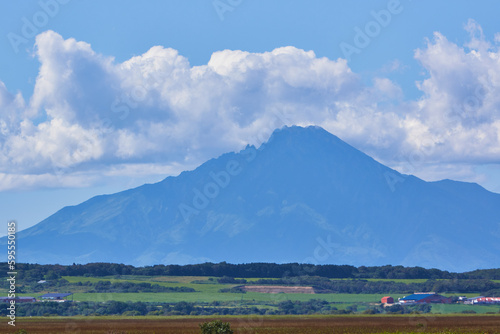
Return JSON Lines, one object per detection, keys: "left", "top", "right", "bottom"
{"left": 4, "top": 126, "right": 500, "bottom": 271}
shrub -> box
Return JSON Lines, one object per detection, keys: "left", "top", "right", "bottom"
{"left": 363, "top": 308, "right": 379, "bottom": 314}
{"left": 200, "top": 320, "right": 234, "bottom": 334}
{"left": 461, "top": 309, "right": 476, "bottom": 314}
{"left": 15, "top": 330, "right": 29, "bottom": 334}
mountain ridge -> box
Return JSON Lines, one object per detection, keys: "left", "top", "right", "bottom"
{"left": 4, "top": 125, "right": 500, "bottom": 271}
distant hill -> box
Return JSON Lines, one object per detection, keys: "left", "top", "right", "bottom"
{"left": 4, "top": 126, "right": 500, "bottom": 271}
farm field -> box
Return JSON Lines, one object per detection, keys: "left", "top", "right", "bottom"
{"left": 428, "top": 303, "right": 500, "bottom": 314}
{"left": 6, "top": 273, "right": 500, "bottom": 317}
{"left": 3, "top": 315, "right": 500, "bottom": 334}
{"left": 67, "top": 292, "right": 405, "bottom": 304}
{"left": 9, "top": 275, "right": 499, "bottom": 315}
{"left": 336, "top": 278, "right": 432, "bottom": 283}
{"left": 62, "top": 275, "right": 219, "bottom": 292}
{"left": 55, "top": 275, "right": 408, "bottom": 304}
{"left": 59, "top": 275, "right": 439, "bottom": 288}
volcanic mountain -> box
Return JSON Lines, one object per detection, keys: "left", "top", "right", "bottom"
{"left": 5, "top": 126, "right": 500, "bottom": 271}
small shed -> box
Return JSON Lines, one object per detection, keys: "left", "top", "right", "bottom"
{"left": 381, "top": 296, "right": 394, "bottom": 304}
{"left": 40, "top": 293, "right": 72, "bottom": 301}
{"left": 471, "top": 297, "right": 500, "bottom": 304}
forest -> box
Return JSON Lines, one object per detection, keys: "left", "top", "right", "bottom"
{"left": 3, "top": 262, "right": 500, "bottom": 280}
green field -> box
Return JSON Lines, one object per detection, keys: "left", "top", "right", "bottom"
{"left": 62, "top": 275, "right": 211, "bottom": 284}
{"left": 59, "top": 276, "right": 408, "bottom": 304}
{"left": 365, "top": 278, "right": 430, "bottom": 283}
{"left": 429, "top": 303, "right": 500, "bottom": 314}
{"left": 62, "top": 275, "right": 224, "bottom": 293}
{"left": 335, "top": 278, "right": 431, "bottom": 283}
{"left": 62, "top": 292, "right": 404, "bottom": 304}
{"left": 8, "top": 275, "right": 499, "bottom": 316}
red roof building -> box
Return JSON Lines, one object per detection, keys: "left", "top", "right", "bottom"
{"left": 381, "top": 296, "right": 394, "bottom": 304}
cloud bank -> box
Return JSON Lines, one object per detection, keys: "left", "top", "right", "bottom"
{"left": 1, "top": 20, "right": 500, "bottom": 191}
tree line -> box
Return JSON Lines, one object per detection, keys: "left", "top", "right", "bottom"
{"left": 0, "top": 299, "right": 435, "bottom": 317}
{"left": 218, "top": 276, "right": 500, "bottom": 295}
{"left": 0, "top": 278, "right": 196, "bottom": 294}
{"left": 264, "top": 276, "right": 500, "bottom": 295}
{"left": 2, "top": 262, "right": 499, "bottom": 280}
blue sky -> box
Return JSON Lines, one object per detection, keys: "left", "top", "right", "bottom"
{"left": 1, "top": 0, "right": 500, "bottom": 234}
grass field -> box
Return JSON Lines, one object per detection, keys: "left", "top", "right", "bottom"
{"left": 59, "top": 276, "right": 409, "bottom": 303}
{"left": 62, "top": 292, "right": 500, "bottom": 314}
{"left": 65, "top": 292, "right": 403, "bottom": 304}
{"left": 336, "top": 278, "right": 432, "bottom": 283}
{"left": 10, "top": 275, "right": 500, "bottom": 316}
{"left": 62, "top": 275, "right": 224, "bottom": 293}
{"left": 429, "top": 303, "right": 500, "bottom": 314}
{"left": 4, "top": 315, "right": 500, "bottom": 334}
{"left": 62, "top": 276, "right": 229, "bottom": 293}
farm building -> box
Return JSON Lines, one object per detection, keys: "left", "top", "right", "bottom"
{"left": 465, "top": 297, "right": 500, "bottom": 305}
{"left": 40, "top": 293, "right": 72, "bottom": 301}
{"left": 381, "top": 296, "right": 394, "bottom": 304}
{"left": 398, "top": 293, "right": 451, "bottom": 304}
{"left": 0, "top": 297, "right": 36, "bottom": 303}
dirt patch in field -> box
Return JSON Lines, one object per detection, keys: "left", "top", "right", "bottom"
{"left": 242, "top": 285, "right": 315, "bottom": 294}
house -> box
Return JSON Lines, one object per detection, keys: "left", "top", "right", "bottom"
{"left": 381, "top": 296, "right": 394, "bottom": 304}
{"left": 0, "top": 297, "right": 36, "bottom": 303}
{"left": 398, "top": 292, "right": 451, "bottom": 304}
{"left": 40, "top": 293, "right": 72, "bottom": 301}
{"left": 466, "top": 297, "right": 500, "bottom": 305}
{"left": 463, "top": 296, "right": 483, "bottom": 304}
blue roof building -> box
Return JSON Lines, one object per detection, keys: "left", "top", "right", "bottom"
{"left": 399, "top": 293, "right": 451, "bottom": 304}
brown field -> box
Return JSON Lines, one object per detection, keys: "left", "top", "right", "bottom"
{"left": 1, "top": 315, "right": 499, "bottom": 334}
{"left": 241, "top": 285, "right": 315, "bottom": 294}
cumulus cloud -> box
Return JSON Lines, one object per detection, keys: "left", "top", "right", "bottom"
{"left": 409, "top": 19, "right": 500, "bottom": 164}
{"left": 1, "top": 21, "right": 500, "bottom": 191}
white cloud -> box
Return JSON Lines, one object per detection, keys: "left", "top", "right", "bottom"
{"left": 410, "top": 20, "right": 500, "bottom": 166}
{"left": 1, "top": 22, "right": 500, "bottom": 191}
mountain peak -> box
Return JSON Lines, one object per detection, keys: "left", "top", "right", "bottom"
{"left": 2, "top": 125, "right": 499, "bottom": 271}
{"left": 265, "top": 125, "right": 342, "bottom": 146}
{"left": 261, "top": 125, "right": 360, "bottom": 157}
